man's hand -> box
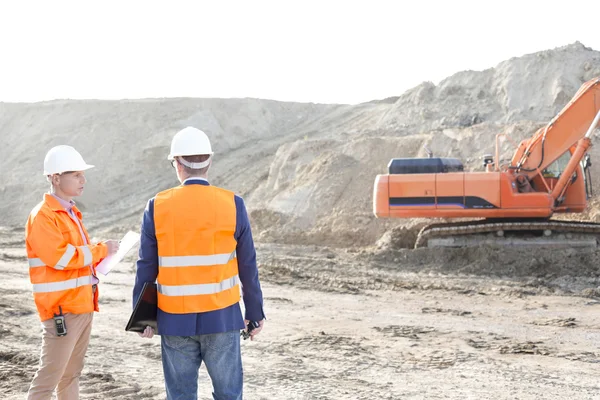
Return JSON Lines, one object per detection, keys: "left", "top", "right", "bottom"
{"left": 103, "top": 240, "right": 120, "bottom": 255}
{"left": 137, "top": 326, "right": 154, "bottom": 338}
{"left": 244, "top": 319, "right": 264, "bottom": 341}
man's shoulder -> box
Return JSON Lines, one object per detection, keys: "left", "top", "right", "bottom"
{"left": 29, "top": 199, "right": 52, "bottom": 222}
{"left": 155, "top": 184, "right": 243, "bottom": 207}
{"left": 207, "top": 185, "right": 242, "bottom": 206}
{"left": 233, "top": 194, "right": 245, "bottom": 207}
{"left": 210, "top": 184, "right": 237, "bottom": 196}
{"left": 26, "top": 200, "right": 57, "bottom": 240}
{"left": 156, "top": 186, "right": 178, "bottom": 198}
{"left": 154, "top": 185, "right": 187, "bottom": 204}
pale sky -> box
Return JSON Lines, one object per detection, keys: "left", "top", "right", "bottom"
{"left": 0, "top": 0, "right": 598, "bottom": 104}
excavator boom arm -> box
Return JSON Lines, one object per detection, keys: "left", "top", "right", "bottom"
{"left": 513, "top": 78, "right": 600, "bottom": 178}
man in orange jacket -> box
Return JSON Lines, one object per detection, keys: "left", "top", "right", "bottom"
{"left": 25, "top": 145, "right": 119, "bottom": 400}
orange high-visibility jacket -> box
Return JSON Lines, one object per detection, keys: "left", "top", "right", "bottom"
{"left": 25, "top": 194, "right": 108, "bottom": 321}
{"left": 154, "top": 184, "right": 240, "bottom": 314}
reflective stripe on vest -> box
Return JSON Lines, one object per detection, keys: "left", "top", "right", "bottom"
{"left": 28, "top": 245, "right": 93, "bottom": 269}
{"left": 158, "top": 275, "right": 240, "bottom": 297}
{"left": 159, "top": 251, "right": 236, "bottom": 268}
{"left": 32, "top": 275, "right": 92, "bottom": 293}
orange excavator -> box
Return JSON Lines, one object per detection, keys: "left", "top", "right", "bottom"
{"left": 373, "top": 77, "right": 600, "bottom": 248}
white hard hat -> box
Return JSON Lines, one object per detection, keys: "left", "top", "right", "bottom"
{"left": 43, "top": 145, "right": 94, "bottom": 175}
{"left": 168, "top": 127, "right": 213, "bottom": 161}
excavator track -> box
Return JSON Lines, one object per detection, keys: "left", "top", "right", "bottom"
{"left": 415, "top": 219, "right": 600, "bottom": 248}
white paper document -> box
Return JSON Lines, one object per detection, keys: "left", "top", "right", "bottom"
{"left": 96, "top": 231, "right": 141, "bottom": 276}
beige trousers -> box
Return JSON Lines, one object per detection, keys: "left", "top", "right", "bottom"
{"left": 27, "top": 312, "right": 93, "bottom": 400}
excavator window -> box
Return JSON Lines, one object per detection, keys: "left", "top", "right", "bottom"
{"left": 542, "top": 152, "right": 572, "bottom": 178}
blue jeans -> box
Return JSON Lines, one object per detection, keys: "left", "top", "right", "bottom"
{"left": 161, "top": 331, "right": 243, "bottom": 400}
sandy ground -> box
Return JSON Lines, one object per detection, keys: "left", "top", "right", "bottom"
{"left": 2, "top": 42, "right": 600, "bottom": 400}
{"left": 2, "top": 228, "right": 600, "bottom": 400}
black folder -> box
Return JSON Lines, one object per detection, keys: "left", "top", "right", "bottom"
{"left": 125, "top": 282, "right": 158, "bottom": 333}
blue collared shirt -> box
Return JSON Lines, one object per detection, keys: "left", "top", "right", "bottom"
{"left": 133, "top": 178, "right": 265, "bottom": 336}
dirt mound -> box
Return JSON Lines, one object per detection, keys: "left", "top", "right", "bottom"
{"left": 378, "top": 42, "right": 600, "bottom": 132}
{"left": 371, "top": 244, "right": 600, "bottom": 287}
{"left": 247, "top": 43, "right": 600, "bottom": 247}
{"left": 1, "top": 43, "right": 600, "bottom": 249}
{"left": 0, "top": 98, "right": 337, "bottom": 231}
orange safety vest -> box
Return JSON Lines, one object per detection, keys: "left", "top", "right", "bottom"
{"left": 25, "top": 194, "right": 108, "bottom": 321}
{"left": 154, "top": 184, "right": 240, "bottom": 314}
